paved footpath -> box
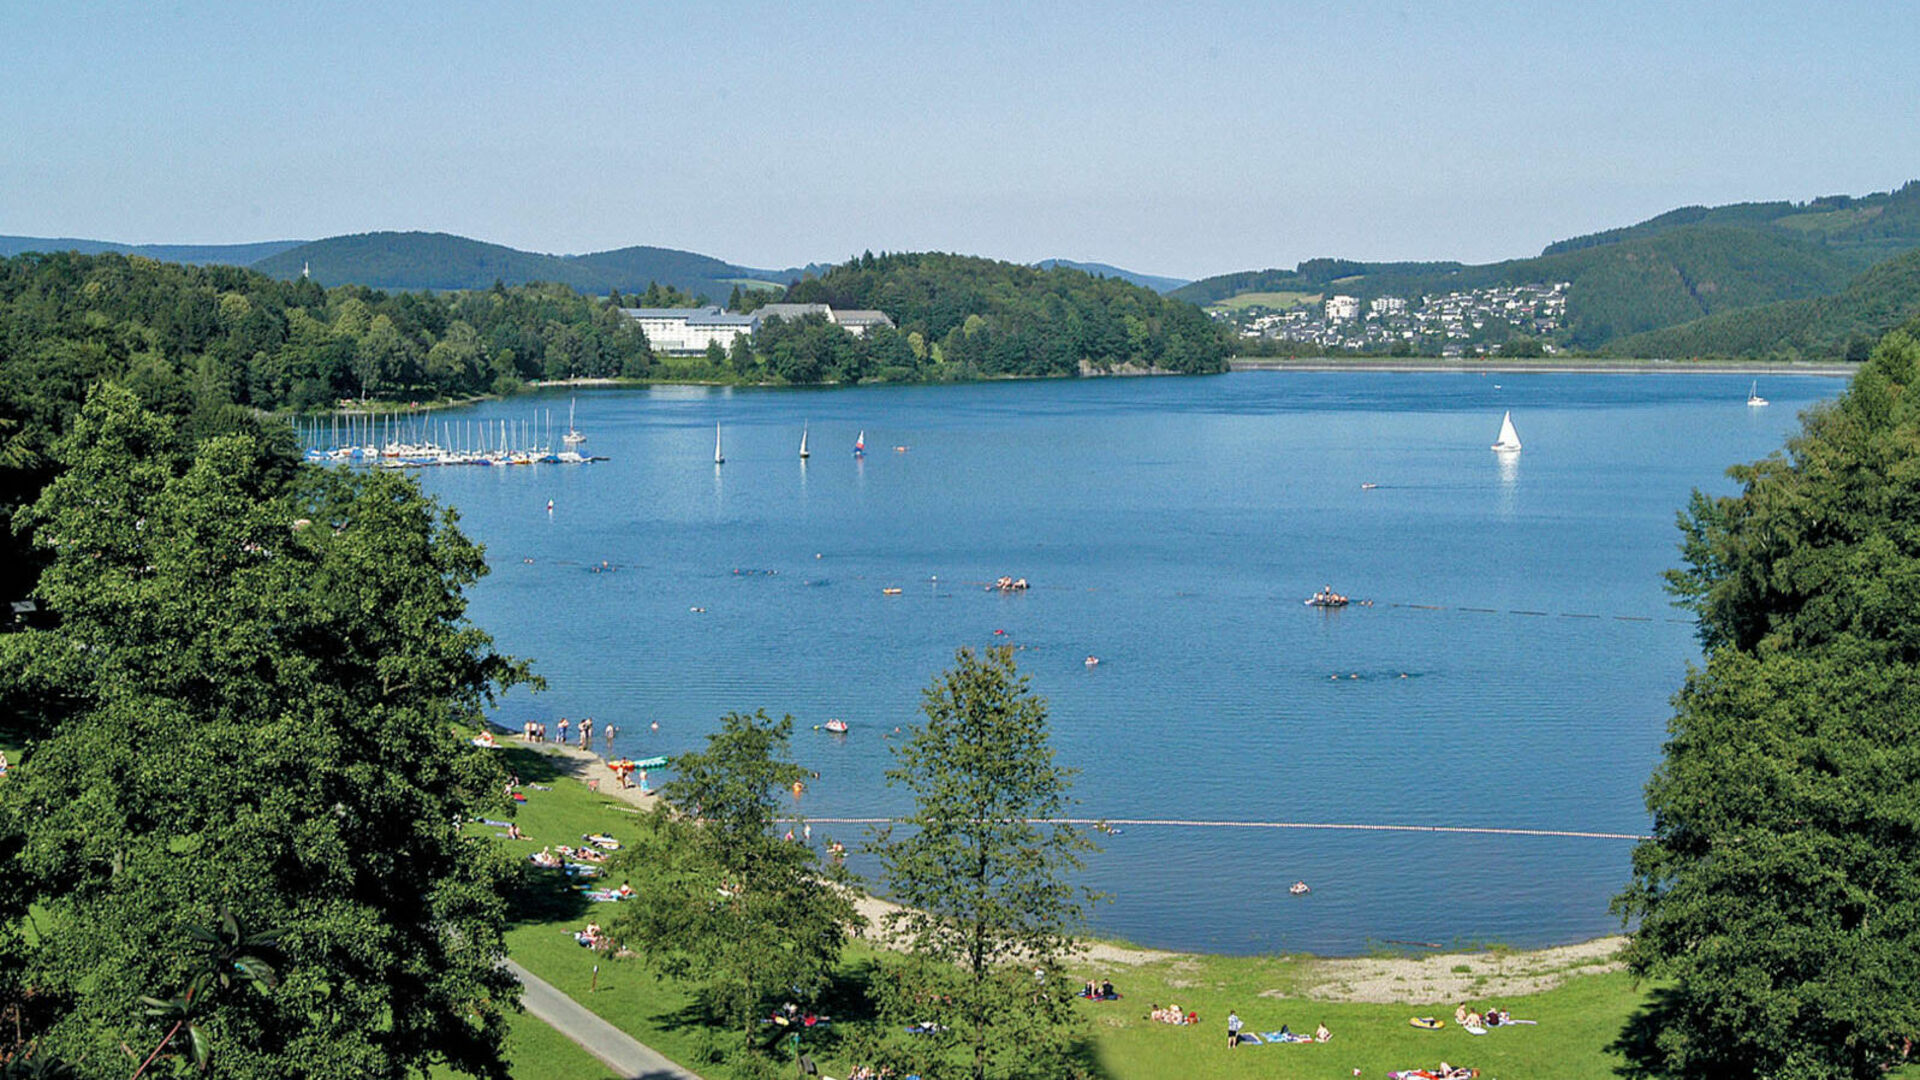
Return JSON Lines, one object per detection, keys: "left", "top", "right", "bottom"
{"left": 505, "top": 958, "right": 704, "bottom": 1080}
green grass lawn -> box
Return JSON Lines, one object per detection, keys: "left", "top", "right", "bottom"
{"left": 477, "top": 741, "right": 1656, "bottom": 1078}
{"left": 1209, "top": 290, "right": 1319, "bottom": 312}
{"left": 426, "top": 1008, "right": 619, "bottom": 1080}
{"left": 1069, "top": 956, "right": 1638, "bottom": 1080}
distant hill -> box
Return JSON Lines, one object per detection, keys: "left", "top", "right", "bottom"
{"left": 1544, "top": 180, "right": 1920, "bottom": 268}
{"left": 1034, "top": 259, "right": 1188, "bottom": 293}
{"left": 249, "top": 231, "right": 770, "bottom": 301}
{"left": 0, "top": 235, "right": 306, "bottom": 265}
{"left": 1182, "top": 180, "right": 1920, "bottom": 352}
{"left": 1608, "top": 248, "right": 1920, "bottom": 361}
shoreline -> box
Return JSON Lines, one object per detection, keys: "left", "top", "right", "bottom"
{"left": 1230, "top": 356, "right": 1858, "bottom": 376}
{"left": 497, "top": 730, "right": 1630, "bottom": 979}
{"left": 293, "top": 357, "right": 1856, "bottom": 418}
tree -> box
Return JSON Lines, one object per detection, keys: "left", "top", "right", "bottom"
{"left": 866, "top": 647, "right": 1094, "bottom": 1080}
{"left": 1614, "top": 325, "right": 1920, "bottom": 1079}
{"left": 0, "top": 384, "right": 530, "bottom": 1079}
{"left": 606, "top": 711, "right": 858, "bottom": 1072}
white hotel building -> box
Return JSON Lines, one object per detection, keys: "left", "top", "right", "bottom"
{"left": 619, "top": 304, "right": 898, "bottom": 354}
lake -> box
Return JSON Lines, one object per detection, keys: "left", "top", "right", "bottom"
{"left": 408, "top": 370, "right": 1840, "bottom": 955}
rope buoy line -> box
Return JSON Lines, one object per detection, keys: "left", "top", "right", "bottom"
{"left": 510, "top": 556, "right": 1697, "bottom": 625}
{"left": 790, "top": 817, "right": 1649, "bottom": 842}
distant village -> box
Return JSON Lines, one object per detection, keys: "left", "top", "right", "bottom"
{"left": 1216, "top": 281, "right": 1571, "bottom": 356}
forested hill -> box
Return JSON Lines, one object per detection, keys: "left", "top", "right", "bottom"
{"left": 252, "top": 231, "right": 776, "bottom": 299}
{"left": 1544, "top": 179, "right": 1920, "bottom": 264}
{"left": 0, "top": 235, "right": 305, "bottom": 265}
{"left": 783, "top": 252, "right": 1229, "bottom": 375}
{"left": 1033, "top": 259, "right": 1188, "bottom": 294}
{"left": 1180, "top": 180, "right": 1920, "bottom": 352}
{"left": 1608, "top": 247, "right": 1920, "bottom": 361}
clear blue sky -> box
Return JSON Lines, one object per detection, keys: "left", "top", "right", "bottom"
{"left": 3, "top": 1, "right": 1915, "bottom": 280}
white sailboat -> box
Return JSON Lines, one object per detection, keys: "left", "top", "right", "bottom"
{"left": 1491, "top": 410, "right": 1522, "bottom": 452}
{"left": 714, "top": 423, "right": 725, "bottom": 465}
{"left": 563, "top": 397, "right": 587, "bottom": 444}
{"left": 1747, "top": 381, "right": 1769, "bottom": 407}
{"left": 853, "top": 429, "right": 866, "bottom": 456}
{"left": 799, "top": 423, "right": 810, "bottom": 459}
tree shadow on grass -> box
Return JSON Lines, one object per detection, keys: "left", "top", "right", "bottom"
{"left": 1609, "top": 984, "right": 1683, "bottom": 1079}
{"left": 505, "top": 865, "right": 595, "bottom": 928}
{"left": 500, "top": 744, "right": 572, "bottom": 786}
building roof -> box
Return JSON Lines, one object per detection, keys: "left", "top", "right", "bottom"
{"left": 752, "top": 303, "right": 832, "bottom": 323}
{"left": 619, "top": 306, "right": 753, "bottom": 327}
{"left": 832, "top": 309, "right": 895, "bottom": 327}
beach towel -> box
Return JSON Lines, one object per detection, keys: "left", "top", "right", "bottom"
{"left": 1260, "top": 1031, "right": 1313, "bottom": 1043}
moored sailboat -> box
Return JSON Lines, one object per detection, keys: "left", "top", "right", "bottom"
{"left": 1747, "top": 381, "right": 1768, "bottom": 407}
{"left": 564, "top": 397, "right": 587, "bottom": 444}
{"left": 714, "top": 423, "right": 725, "bottom": 465}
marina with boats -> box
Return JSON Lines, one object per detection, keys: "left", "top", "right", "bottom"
{"left": 297, "top": 408, "right": 606, "bottom": 468}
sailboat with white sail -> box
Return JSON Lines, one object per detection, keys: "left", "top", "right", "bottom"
{"left": 1747, "top": 381, "right": 1768, "bottom": 407}
{"left": 1491, "top": 410, "right": 1522, "bottom": 452}
{"left": 853, "top": 430, "right": 866, "bottom": 457}
{"left": 714, "top": 423, "right": 725, "bottom": 465}
{"left": 564, "top": 397, "right": 587, "bottom": 444}
{"left": 799, "top": 423, "right": 810, "bottom": 459}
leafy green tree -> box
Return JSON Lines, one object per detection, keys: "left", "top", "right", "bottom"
{"left": 1615, "top": 325, "right": 1920, "bottom": 1079}
{"left": 0, "top": 384, "right": 530, "bottom": 1080}
{"left": 866, "top": 647, "right": 1094, "bottom": 1080}
{"left": 607, "top": 711, "right": 858, "bottom": 1071}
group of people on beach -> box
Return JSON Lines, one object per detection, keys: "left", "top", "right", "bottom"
{"left": 1455, "top": 1003, "right": 1512, "bottom": 1028}
{"left": 1224, "top": 1010, "right": 1331, "bottom": 1047}
{"left": 1148, "top": 1003, "right": 1197, "bottom": 1025}
{"left": 519, "top": 717, "right": 618, "bottom": 751}
{"left": 1080, "top": 979, "right": 1118, "bottom": 1000}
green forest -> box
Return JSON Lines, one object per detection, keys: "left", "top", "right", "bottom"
{"left": 1616, "top": 312, "right": 1920, "bottom": 1078}
{"left": 1608, "top": 247, "right": 1920, "bottom": 361}
{"left": 782, "top": 252, "right": 1227, "bottom": 376}
{"left": 1180, "top": 180, "right": 1920, "bottom": 357}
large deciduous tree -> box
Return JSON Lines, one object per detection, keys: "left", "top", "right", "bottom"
{"left": 866, "top": 647, "right": 1094, "bottom": 1080}
{"left": 0, "top": 383, "right": 531, "bottom": 1079}
{"left": 1615, "top": 324, "right": 1920, "bottom": 1079}
{"left": 607, "top": 710, "right": 858, "bottom": 1073}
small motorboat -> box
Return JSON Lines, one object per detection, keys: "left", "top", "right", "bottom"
{"left": 1360, "top": 482, "right": 1378, "bottom": 490}
{"left": 1305, "top": 587, "right": 1350, "bottom": 608}
{"left": 1289, "top": 880, "right": 1310, "bottom": 895}
{"left": 820, "top": 719, "right": 849, "bottom": 734}
{"left": 882, "top": 587, "right": 903, "bottom": 595}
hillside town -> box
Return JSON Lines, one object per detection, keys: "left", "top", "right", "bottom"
{"left": 1218, "top": 281, "right": 1571, "bottom": 354}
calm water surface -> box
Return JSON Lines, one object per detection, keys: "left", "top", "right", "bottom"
{"left": 413, "top": 371, "right": 1840, "bottom": 955}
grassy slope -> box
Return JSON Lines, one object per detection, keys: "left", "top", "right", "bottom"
{"left": 1210, "top": 290, "right": 1319, "bottom": 311}
{"left": 478, "top": 742, "right": 1652, "bottom": 1079}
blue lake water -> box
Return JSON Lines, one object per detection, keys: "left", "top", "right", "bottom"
{"left": 410, "top": 371, "right": 1841, "bottom": 956}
